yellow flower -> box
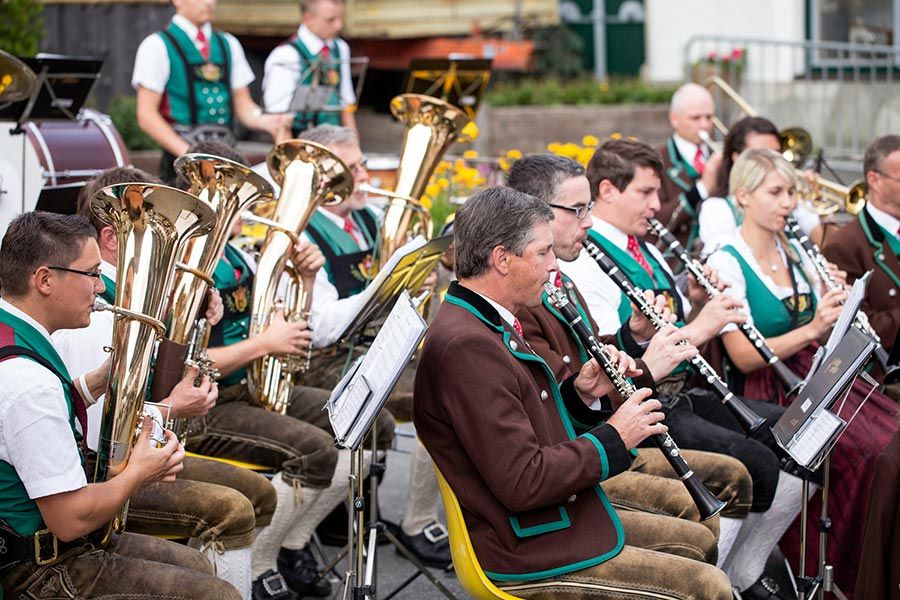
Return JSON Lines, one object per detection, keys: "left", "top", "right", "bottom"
{"left": 425, "top": 183, "right": 442, "bottom": 198}
{"left": 505, "top": 149, "right": 523, "bottom": 160}
{"left": 499, "top": 157, "right": 510, "bottom": 172}
{"left": 454, "top": 158, "right": 467, "bottom": 172}
{"left": 434, "top": 161, "right": 451, "bottom": 175}
{"left": 547, "top": 142, "right": 563, "bottom": 154}
{"left": 627, "top": 135, "right": 638, "bottom": 141}
{"left": 599, "top": 80, "right": 610, "bottom": 92}
{"left": 461, "top": 121, "right": 479, "bottom": 140}
{"left": 582, "top": 134, "right": 599, "bottom": 147}
{"left": 438, "top": 178, "right": 450, "bottom": 190}
{"left": 420, "top": 195, "right": 433, "bottom": 210}
{"left": 559, "top": 143, "right": 581, "bottom": 158}
{"left": 463, "top": 149, "right": 479, "bottom": 159}
{"left": 610, "top": 132, "right": 623, "bottom": 140}
{"left": 577, "top": 147, "right": 595, "bottom": 166}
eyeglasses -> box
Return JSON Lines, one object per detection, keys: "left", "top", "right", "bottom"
{"left": 47, "top": 266, "right": 103, "bottom": 279}
{"left": 875, "top": 170, "right": 900, "bottom": 184}
{"left": 349, "top": 156, "right": 368, "bottom": 173}
{"left": 547, "top": 202, "right": 595, "bottom": 220}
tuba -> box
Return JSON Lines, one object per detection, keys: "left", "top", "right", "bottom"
{"left": 375, "top": 94, "right": 470, "bottom": 267}
{"left": 246, "top": 140, "right": 353, "bottom": 413}
{"left": 91, "top": 183, "right": 215, "bottom": 545}
{"left": 0, "top": 49, "right": 36, "bottom": 104}
{"left": 149, "top": 154, "right": 274, "bottom": 428}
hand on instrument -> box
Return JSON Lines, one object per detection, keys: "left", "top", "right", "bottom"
{"left": 292, "top": 240, "right": 325, "bottom": 283}
{"left": 258, "top": 112, "right": 294, "bottom": 142}
{"left": 685, "top": 294, "right": 747, "bottom": 345}
{"left": 699, "top": 152, "right": 722, "bottom": 194}
{"left": 574, "top": 349, "right": 641, "bottom": 406}
{"left": 128, "top": 417, "right": 185, "bottom": 485}
{"left": 687, "top": 264, "right": 727, "bottom": 304}
{"left": 260, "top": 310, "right": 312, "bottom": 356}
{"left": 168, "top": 365, "right": 217, "bottom": 418}
{"left": 642, "top": 325, "right": 698, "bottom": 380}
{"left": 824, "top": 262, "right": 848, "bottom": 289}
{"left": 607, "top": 388, "right": 667, "bottom": 449}
{"left": 417, "top": 269, "right": 438, "bottom": 295}
{"left": 627, "top": 290, "right": 675, "bottom": 342}
{"left": 205, "top": 288, "right": 224, "bottom": 327}
{"left": 807, "top": 287, "right": 847, "bottom": 339}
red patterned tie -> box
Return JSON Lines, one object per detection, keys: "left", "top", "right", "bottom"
{"left": 320, "top": 44, "right": 330, "bottom": 63}
{"left": 513, "top": 318, "right": 524, "bottom": 338}
{"left": 196, "top": 29, "right": 210, "bottom": 60}
{"left": 627, "top": 236, "right": 654, "bottom": 277}
{"left": 692, "top": 146, "right": 705, "bottom": 175}
{"left": 343, "top": 217, "right": 359, "bottom": 244}
{"left": 72, "top": 387, "right": 89, "bottom": 439}
{"left": 554, "top": 271, "right": 563, "bottom": 288}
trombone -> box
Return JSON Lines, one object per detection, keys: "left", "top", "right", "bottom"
{"left": 704, "top": 75, "right": 867, "bottom": 216}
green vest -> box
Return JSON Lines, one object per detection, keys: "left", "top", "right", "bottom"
{"left": 289, "top": 37, "right": 342, "bottom": 135}
{"left": 210, "top": 244, "right": 253, "bottom": 386}
{"left": 859, "top": 208, "right": 900, "bottom": 290}
{"left": 719, "top": 243, "right": 816, "bottom": 338}
{"left": 159, "top": 22, "right": 233, "bottom": 127}
{"left": 663, "top": 137, "right": 701, "bottom": 252}
{"left": 0, "top": 307, "right": 82, "bottom": 536}
{"left": 305, "top": 208, "right": 378, "bottom": 299}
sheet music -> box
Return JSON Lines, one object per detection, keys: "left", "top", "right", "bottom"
{"left": 788, "top": 410, "right": 844, "bottom": 467}
{"left": 824, "top": 272, "right": 869, "bottom": 357}
{"left": 327, "top": 291, "right": 427, "bottom": 449}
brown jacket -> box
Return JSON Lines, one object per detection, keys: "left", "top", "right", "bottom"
{"left": 823, "top": 207, "right": 900, "bottom": 351}
{"left": 653, "top": 137, "right": 704, "bottom": 252}
{"left": 413, "top": 282, "right": 632, "bottom": 581}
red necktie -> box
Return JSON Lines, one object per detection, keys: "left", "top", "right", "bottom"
{"left": 627, "top": 236, "right": 654, "bottom": 277}
{"left": 554, "top": 271, "right": 563, "bottom": 288}
{"left": 343, "top": 217, "right": 359, "bottom": 244}
{"left": 513, "top": 318, "right": 524, "bottom": 338}
{"left": 72, "top": 387, "right": 89, "bottom": 439}
{"left": 320, "top": 44, "right": 330, "bottom": 63}
{"left": 196, "top": 29, "right": 210, "bottom": 60}
{"left": 692, "top": 147, "right": 705, "bottom": 175}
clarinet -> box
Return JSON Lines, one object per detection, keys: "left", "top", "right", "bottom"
{"left": 784, "top": 215, "right": 896, "bottom": 377}
{"left": 544, "top": 283, "right": 725, "bottom": 521}
{"left": 582, "top": 237, "right": 767, "bottom": 434}
{"left": 648, "top": 218, "right": 804, "bottom": 394}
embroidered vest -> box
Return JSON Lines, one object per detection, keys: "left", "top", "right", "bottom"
{"left": 210, "top": 244, "right": 253, "bottom": 386}
{"left": 288, "top": 36, "right": 342, "bottom": 136}
{"left": 305, "top": 208, "right": 378, "bottom": 299}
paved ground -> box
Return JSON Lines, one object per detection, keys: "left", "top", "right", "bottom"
{"left": 311, "top": 422, "right": 801, "bottom": 600}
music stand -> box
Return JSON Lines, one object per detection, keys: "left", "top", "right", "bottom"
{"left": 774, "top": 325, "right": 878, "bottom": 600}
{"left": 0, "top": 54, "right": 101, "bottom": 126}
{"left": 404, "top": 58, "right": 492, "bottom": 121}
{"left": 280, "top": 56, "right": 369, "bottom": 121}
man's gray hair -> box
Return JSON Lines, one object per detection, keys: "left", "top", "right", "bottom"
{"left": 864, "top": 134, "right": 900, "bottom": 177}
{"left": 506, "top": 154, "right": 585, "bottom": 203}
{"left": 298, "top": 124, "right": 358, "bottom": 148}
{"left": 454, "top": 186, "right": 553, "bottom": 279}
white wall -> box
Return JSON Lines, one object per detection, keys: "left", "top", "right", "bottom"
{"left": 644, "top": 0, "right": 806, "bottom": 83}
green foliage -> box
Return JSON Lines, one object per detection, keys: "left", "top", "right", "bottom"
{"left": 429, "top": 193, "right": 457, "bottom": 235}
{"left": 529, "top": 25, "right": 588, "bottom": 80}
{"left": 486, "top": 77, "right": 676, "bottom": 107}
{"left": 0, "top": 0, "right": 44, "bottom": 57}
{"left": 107, "top": 95, "right": 158, "bottom": 151}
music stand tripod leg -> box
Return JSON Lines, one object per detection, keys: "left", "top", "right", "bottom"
{"left": 816, "top": 456, "right": 847, "bottom": 600}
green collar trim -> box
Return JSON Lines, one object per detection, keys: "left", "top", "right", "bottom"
{"left": 100, "top": 273, "right": 116, "bottom": 305}
{"left": 859, "top": 209, "right": 900, "bottom": 290}
{"left": 665, "top": 137, "right": 698, "bottom": 191}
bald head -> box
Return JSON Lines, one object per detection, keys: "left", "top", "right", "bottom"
{"left": 668, "top": 83, "right": 715, "bottom": 144}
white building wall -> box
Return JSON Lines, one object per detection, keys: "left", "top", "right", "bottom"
{"left": 644, "top": 0, "right": 806, "bottom": 83}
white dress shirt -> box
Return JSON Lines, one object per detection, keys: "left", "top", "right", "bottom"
{"left": 262, "top": 24, "right": 356, "bottom": 114}
{"left": 0, "top": 299, "right": 87, "bottom": 499}
{"left": 562, "top": 216, "right": 690, "bottom": 336}
{"left": 867, "top": 203, "right": 900, "bottom": 240}
{"left": 673, "top": 133, "right": 709, "bottom": 200}
{"left": 132, "top": 14, "right": 255, "bottom": 94}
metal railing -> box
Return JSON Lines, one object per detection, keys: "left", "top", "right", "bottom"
{"left": 684, "top": 35, "right": 898, "bottom": 162}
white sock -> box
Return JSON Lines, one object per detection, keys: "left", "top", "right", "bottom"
{"left": 716, "top": 516, "right": 743, "bottom": 568}
{"left": 212, "top": 547, "right": 253, "bottom": 600}
{"left": 725, "top": 472, "right": 810, "bottom": 590}
{"left": 401, "top": 439, "right": 441, "bottom": 536}
{"left": 252, "top": 473, "right": 315, "bottom": 579}
{"left": 281, "top": 449, "right": 359, "bottom": 550}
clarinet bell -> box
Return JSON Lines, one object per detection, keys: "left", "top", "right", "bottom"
{"left": 685, "top": 474, "right": 727, "bottom": 521}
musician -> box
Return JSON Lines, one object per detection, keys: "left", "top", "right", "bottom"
{"left": 292, "top": 124, "right": 450, "bottom": 568}
{"left": 654, "top": 83, "right": 722, "bottom": 253}
{"left": 563, "top": 140, "right": 809, "bottom": 595}
{"left": 823, "top": 134, "right": 900, "bottom": 369}
{"left": 698, "top": 116, "right": 821, "bottom": 257}
{"left": 706, "top": 147, "right": 899, "bottom": 591}
{"left": 0, "top": 211, "right": 242, "bottom": 600}
{"left": 132, "top": 0, "right": 292, "bottom": 183}
{"left": 414, "top": 186, "right": 733, "bottom": 598}
{"left": 52, "top": 167, "right": 278, "bottom": 598}
{"left": 263, "top": 0, "right": 357, "bottom": 137}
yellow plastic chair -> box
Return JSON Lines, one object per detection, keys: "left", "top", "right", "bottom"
{"left": 434, "top": 466, "right": 523, "bottom": 600}
{"left": 185, "top": 450, "right": 272, "bottom": 472}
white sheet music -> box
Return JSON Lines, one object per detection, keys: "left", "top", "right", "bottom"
{"left": 327, "top": 290, "right": 427, "bottom": 449}
{"left": 788, "top": 410, "right": 844, "bottom": 467}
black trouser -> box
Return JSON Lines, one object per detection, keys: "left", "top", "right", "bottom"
{"left": 642, "top": 389, "right": 786, "bottom": 512}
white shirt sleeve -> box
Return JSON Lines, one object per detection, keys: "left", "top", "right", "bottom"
{"left": 793, "top": 203, "right": 821, "bottom": 237}
{"left": 0, "top": 360, "right": 87, "bottom": 499}
{"left": 698, "top": 197, "right": 739, "bottom": 258}
{"left": 336, "top": 38, "right": 356, "bottom": 107}
{"left": 132, "top": 33, "right": 170, "bottom": 93}
{"left": 223, "top": 33, "right": 255, "bottom": 90}
{"left": 263, "top": 44, "right": 301, "bottom": 113}
{"left": 560, "top": 250, "right": 628, "bottom": 336}
{"left": 706, "top": 249, "right": 750, "bottom": 334}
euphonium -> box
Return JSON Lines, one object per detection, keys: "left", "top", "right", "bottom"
{"left": 247, "top": 140, "right": 353, "bottom": 414}
{"left": 375, "top": 94, "right": 470, "bottom": 267}
{"left": 150, "top": 154, "right": 274, "bottom": 433}
{"left": 91, "top": 183, "right": 215, "bottom": 545}
{"left": 0, "top": 49, "right": 36, "bottom": 104}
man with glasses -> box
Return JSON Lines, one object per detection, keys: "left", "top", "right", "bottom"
{"left": 824, "top": 134, "right": 900, "bottom": 381}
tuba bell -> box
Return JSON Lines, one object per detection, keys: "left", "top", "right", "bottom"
{"left": 246, "top": 139, "right": 353, "bottom": 414}
{"left": 0, "top": 49, "right": 36, "bottom": 105}
{"left": 375, "top": 94, "right": 470, "bottom": 267}
{"left": 149, "top": 154, "right": 274, "bottom": 427}
{"left": 91, "top": 182, "right": 216, "bottom": 545}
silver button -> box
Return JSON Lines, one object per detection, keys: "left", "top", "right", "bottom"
{"left": 509, "top": 340, "right": 518, "bottom": 351}
{"left": 209, "top": 108, "right": 216, "bottom": 115}
{"left": 540, "top": 390, "right": 548, "bottom": 400}
{"left": 562, "top": 355, "right": 571, "bottom": 365}
{"left": 567, "top": 494, "right": 576, "bottom": 503}
{"left": 877, "top": 253, "right": 885, "bottom": 261}
{"left": 890, "top": 289, "right": 897, "bottom": 297}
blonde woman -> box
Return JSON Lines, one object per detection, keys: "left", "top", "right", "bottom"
{"left": 707, "top": 148, "right": 898, "bottom": 592}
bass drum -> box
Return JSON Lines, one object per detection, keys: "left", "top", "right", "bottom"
{"left": 23, "top": 108, "right": 130, "bottom": 209}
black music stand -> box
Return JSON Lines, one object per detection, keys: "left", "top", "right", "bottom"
{"left": 774, "top": 325, "right": 879, "bottom": 600}
{"left": 281, "top": 56, "right": 369, "bottom": 121}
{"left": 404, "top": 58, "right": 492, "bottom": 121}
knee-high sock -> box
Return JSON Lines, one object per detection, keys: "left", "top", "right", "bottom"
{"left": 251, "top": 473, "right": 322, "bottom": 579}
{"left": 723, "top": 472, "right": 810, "bottom": 590}
{"left": 281, "top": 449, "right": 364, "bottom": 551}
{"left": 211, "top": 547, "right": 253, "bottom": 600}
{"left": 401, "top": 439, "right": 440, "bottom": 536}
{"left": 715, "top": 517, "right": 743, "bottom": 568}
